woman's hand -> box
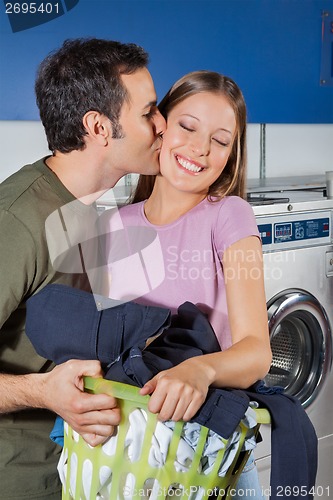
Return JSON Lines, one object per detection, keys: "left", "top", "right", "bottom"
{"left": 139, "top": 357, "right": 214, "bottom": 422}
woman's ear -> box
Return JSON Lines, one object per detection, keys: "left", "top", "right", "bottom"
{"left": 82, "top": 111, "right": 111, "bottom": 146}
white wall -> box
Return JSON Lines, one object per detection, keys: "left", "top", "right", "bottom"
{"left": 1, "top": 121, "right": 332, "bottom": 183}
{"left": 1, "top": 121, "right": 49, "bottom": 182}
{"left": 247, "top": 124, "right": 333, "bottom": 178}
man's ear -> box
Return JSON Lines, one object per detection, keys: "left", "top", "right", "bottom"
{"left": 82, "top": 111, "right": 112, "bottom": 146}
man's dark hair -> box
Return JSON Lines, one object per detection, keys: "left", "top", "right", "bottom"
{"left": 35, "top": 38, "right": 149, "bottom": 153}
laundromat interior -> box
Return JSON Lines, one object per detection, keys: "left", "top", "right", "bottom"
{"left": 1, "top": 1, "right": 332, "bottom": 499}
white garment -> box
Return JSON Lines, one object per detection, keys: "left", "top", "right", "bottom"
{"left": 59, "top": 405, "right": 258, "bottom": 499}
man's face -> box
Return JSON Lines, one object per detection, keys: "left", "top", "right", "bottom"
{"left": 110, "top": 68, "right": 166, "bottom": 176}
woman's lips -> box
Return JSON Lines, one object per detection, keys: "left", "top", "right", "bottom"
{"left": 175, "top": 154, "right": 205, "bottom": 174}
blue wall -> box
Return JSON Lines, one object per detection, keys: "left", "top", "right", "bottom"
{"left": 0, "top": 0, "right": 332, "bottom": 123}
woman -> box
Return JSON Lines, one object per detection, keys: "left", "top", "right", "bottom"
{"left": 104, "top": 70, "right": 272, "bottom": 499}
{"left": 109, "top": 70, "right": 272, "bottom": 415}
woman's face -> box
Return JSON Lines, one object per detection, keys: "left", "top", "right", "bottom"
{"left": 159, "top": 91, "right": 237, "bottom": 195}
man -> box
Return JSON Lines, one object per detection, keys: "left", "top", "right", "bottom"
{"left": 0, "top": 38, "right": 165, "bottom": 499}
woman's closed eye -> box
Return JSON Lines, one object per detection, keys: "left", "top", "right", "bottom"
{"left": 213, "top": 137, "right": 230, "bottom": 147}
{"left": 180, "top": 122, "right": 230, "bottom": 147}
{"left": 179, "top": 122, "right": 195, "bottom": 132}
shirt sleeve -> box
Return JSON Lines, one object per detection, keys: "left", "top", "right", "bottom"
{"left": 0, "top": 209, "right": 37, "bottom": 328}
{"left": 213, "top": 196, "right": 260, "bottom": 256}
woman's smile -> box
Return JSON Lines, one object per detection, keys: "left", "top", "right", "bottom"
{"left": 175, "top": 153, "right": 206, "bottom": 174}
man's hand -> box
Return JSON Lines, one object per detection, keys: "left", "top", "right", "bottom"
{"left": 41, "top": 360, "right": 120, "bottom": 446}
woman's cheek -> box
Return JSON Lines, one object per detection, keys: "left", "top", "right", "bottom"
{"left": 158, "top": 145, "right": 169, "bottom": 173}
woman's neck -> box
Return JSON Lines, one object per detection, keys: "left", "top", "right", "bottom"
{"left": 144, "top": 177, "right": 207, "bottom": 225}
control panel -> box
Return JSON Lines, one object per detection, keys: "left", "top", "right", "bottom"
{"left": 257, "top": 212, "right": 331, "bottom": 250}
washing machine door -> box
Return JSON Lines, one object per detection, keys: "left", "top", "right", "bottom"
{"left": 265, "top": 289, "right": 332, "bottom": 408}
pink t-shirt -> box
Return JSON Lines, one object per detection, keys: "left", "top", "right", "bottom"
{"left": 104, "top": 196, "right": 259, "bottom": 350}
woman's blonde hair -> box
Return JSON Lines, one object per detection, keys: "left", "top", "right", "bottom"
{"left": 131, "top": 70, "right": 247, "bottom": 203}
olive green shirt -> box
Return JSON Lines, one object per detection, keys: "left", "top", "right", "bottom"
{"left": 0, "top": 158, "right": 93, "bottom": 499}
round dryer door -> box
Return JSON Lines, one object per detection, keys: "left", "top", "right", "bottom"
{"left": 265, "top": 289, "right": 332, "bottom": 408}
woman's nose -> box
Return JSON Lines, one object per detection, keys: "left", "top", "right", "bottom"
{"left": 190, "top": 136, "right": 210, "bottom": 157}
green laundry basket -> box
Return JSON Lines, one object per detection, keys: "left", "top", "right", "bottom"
{"left": 61, "top": 377, "right": 270, "bottom": 500}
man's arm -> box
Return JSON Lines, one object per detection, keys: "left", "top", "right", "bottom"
{"left": 0, "top": 360, "right": 121, "bottom": 446}
{"left": 0, "top": 211, "right": 120, "bottom": 446}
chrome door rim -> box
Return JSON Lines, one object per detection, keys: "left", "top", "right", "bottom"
{"left": 266, "top": 289, "right": 332, "bottom": 408}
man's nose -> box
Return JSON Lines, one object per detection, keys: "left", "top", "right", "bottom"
{"left": 153, "top": 109, "right": 166, "bottom": 136}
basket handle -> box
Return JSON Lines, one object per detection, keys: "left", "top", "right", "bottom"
{"left": 83, "top": 377, "right": 271, "bottom": 424}
{"left": 84, "top": 376, "right": 150, "bottom": 404}
{"left": 255, "top": 407, "right": 271, "bottom": 424}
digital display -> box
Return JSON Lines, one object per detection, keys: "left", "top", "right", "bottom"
{"left": 275, "top": 223, "right": 292, "bottom": 239}
{"left": 273, "top": 217, "right": 329, "bottom": 243}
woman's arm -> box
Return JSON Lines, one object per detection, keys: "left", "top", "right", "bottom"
{"left": 140, "top": 236, "right": 272, "bottom": 421}
{"left": 215, "top": 235, "right": 272, "bottom": 386}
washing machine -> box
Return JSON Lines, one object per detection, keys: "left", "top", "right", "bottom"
{"left": 247, "top": 188, "right": 333, "bottom": 499}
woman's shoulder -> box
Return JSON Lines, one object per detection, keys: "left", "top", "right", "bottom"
{"left": 206, "top": 195, "right": 253, "bottom": 215}
{"left": 224, "top": 195, "right": 254, "bottom": 213}
{"left": 119, "top": 200, "right": 145, "bottom": 218}
{"left": 99, "top": 201, "right": 145, "bottom": 231}
{"left": 209, "top": 196, "right": 257, "bottom": 232}
{"left": 211, "top": 196, "right": 259, "bottom": 248}
{"left": 120, "top": 199, "right": 145, "bottom": 211}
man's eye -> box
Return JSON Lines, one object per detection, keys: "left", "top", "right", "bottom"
{"left": 144, "top": 105, "right": 158, "bottom": 119}
{"left": 144, "top": 110, "right": 154, "bottom": 119}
